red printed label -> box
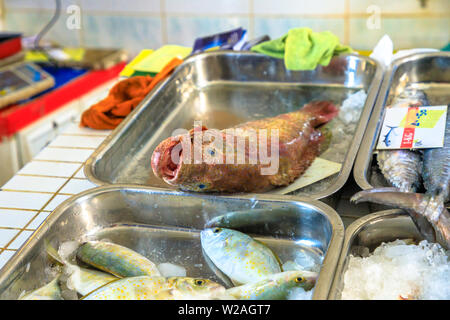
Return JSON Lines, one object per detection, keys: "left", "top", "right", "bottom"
{"left": 400, "top": 127, "right": 415, "bottom": 148}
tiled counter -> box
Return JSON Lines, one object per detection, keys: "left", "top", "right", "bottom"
{"left": 0, "top": 121, "right": 112, "bottom": 269}
{"left": 0, "top": 117, "right": 370, "bottom": 271}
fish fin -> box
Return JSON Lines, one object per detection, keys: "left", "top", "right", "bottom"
{"left": 350, "top": 189, "right": 427, "bottom": 212}
{"left": 45, "top": 239, "right": 65, "bottom": 266}
{"left": 253, "top": 238, "right": 283, "bottom": 269}
{"left": 231, "top": 279, "right": 243, "bottom": 287}
{"left": 79, "top": 277, "right": 122, "bottom": 300}
{"left": 302, "top": 101, "right": 339, "bottom": 126}
{"left": 201, "top": 248, "right": 235, "bottom": 288}
{"left": 317, "top": 126, "right": 332, "bottom": 154}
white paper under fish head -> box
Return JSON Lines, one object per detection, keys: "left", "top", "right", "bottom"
{"left": 370, "top": 34, "right": 394, "bottom": 69}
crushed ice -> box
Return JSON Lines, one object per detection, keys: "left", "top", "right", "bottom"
{"left": 157, "top": 262, "right": 187, "bottom": 277}
{"left": 341, "top": 239, "right": 450, "bottom": 300}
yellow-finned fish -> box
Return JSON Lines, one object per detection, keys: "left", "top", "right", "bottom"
{"left": 81, "top": 276, "right": 226, "bottom": 300}
{"left": 19, "top": 276, "right": 63, "bottom": 300}
{"left": 200, "top": 227, "right": 281, "bottom": 285}
{"left": 225, "top": 270, "right": 317, "bottom": 300}
{"left": 45, "top": 239, "right": 118, "bottom": 296}
{"left": 76, "top": 241, "right": 161, "bottom": 278}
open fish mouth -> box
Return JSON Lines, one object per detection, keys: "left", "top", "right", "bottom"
{"left": 162, "top": 141, "right": 182, "bottom": 181}
{"left": 152, "top": 137, "right": 184, "bottom": 183}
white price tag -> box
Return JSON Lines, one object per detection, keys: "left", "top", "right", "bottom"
{"left": 376, "top": 105, "right": 448, "bottom": 150}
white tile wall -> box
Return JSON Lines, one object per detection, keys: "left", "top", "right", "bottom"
{"left": 252, "top": 0, "right": 347, "bottom": 15}
{"left": 27, "top": 212, "right": 51, "bottom": 229}
{"left": 349, "top": 0, "right": 450, "bottom": 14}
{"left": 73, "top": 168, "right": 86, "bottom": 179}
{"left": 0, "top": 210, "right": 37, "bottom": 229}
{"left": 34, "top": 147, "right": 94, "bottom": 162}
{"left": 165, "top": 0, "right": 250, "bottom": 15}
{"left": 0, "top": 229, "right": 20, "bottom": 248}
{"left": 167, "top": 16, "right": 250, "bottom": 47}
{"left": 4, "top": 0, "right": 77, "bottom": 10}
{"left": 2, "top": 176, "right": 68, "bottom": 193}
{"left": 43, "top": 194, "right": 71, "bottom": 211}
{"left": 7, "top": 230, "right": 34, "bottom": 250}
{"left": 0, "top": 251, "right": 16, "bottom": 270}
{"left": 59, "top": 179, "right": 97, "bottom": 194}
{"left": 48, "top": 135, "right": 106, "bottom": 149}
{"left": 3, "top": 0, "right": 448, "bottom": 53}
{"left": 0, "top": 81, "right": 112, "bottom": 271}
{"left": 79, "top": 0, "right": 161, "bottom": 13}
{"left": 62, "top": 122, "right": 111, "bottom": 136}
{"left": 0, "top": 191, "right": 53, "bottom": 210}
{"left": 18, "top": 161, "right": 81, "bottom": 178}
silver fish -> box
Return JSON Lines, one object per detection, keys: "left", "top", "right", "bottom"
{"left": 376, "top": 150, "right": 422, "bottom": 192}
{"left": 374, "top": 89, "right": 436, "bottom": 242}
{"left": 353, "top": 110, "right": 450, "bottom": 249}
{"left": 376, "top": 89, "right": 429, "bottom": 192}
{"left": 422, "top": 109, "right": 450, "bottom": 206}
{"left": 200, "top": 227, "right": 281, "bottom": 285}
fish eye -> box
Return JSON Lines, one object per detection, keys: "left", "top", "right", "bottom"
{"left": 198, "top": 184, "right": 206, "bottom": 189}
{"left": 194, "top": 279, "right": 205, "bottom": 286}
{"left": 213, "top": 228, "right": 221, "bottom": 234}
{"left": 295, "top": 277, "right": 305, "bottom": 283}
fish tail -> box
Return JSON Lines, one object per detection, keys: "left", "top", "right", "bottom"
{"left": 351, "top": 189, "right": 450, "bottom": 248}
{"left": 301, "top": 101, "right": 339, "bottom": 126}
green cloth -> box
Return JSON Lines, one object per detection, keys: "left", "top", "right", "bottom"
{"left": 251, "top": 27, "right": 353, "bottom": 71}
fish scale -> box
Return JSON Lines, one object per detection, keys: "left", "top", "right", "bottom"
{"left": 376, "top": 150, "right": 422, "bottom": 192}
{"left": 422, "top": 111, "right": 450, "bottom": 203}
{"left": 376, "top": 88, "right": 429, "bottom": 192}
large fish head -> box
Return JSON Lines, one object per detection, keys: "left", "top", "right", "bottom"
{"left": 166, "top": 277, "right": 226, "bottom": 299}
{"left": 151, "top": 127, "right": 229, "bottom": 192}
{"left": 200, "top": 227, "right": 254, "bottom": 282}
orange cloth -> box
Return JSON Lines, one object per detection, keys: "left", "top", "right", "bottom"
{"left": 80, "top": 57, "right": 183, "bottom": 130}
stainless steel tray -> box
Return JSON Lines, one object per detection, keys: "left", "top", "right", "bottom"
{"left": 328, "top": 209, "right": 424, "bottom": 300}
{"left": 354, "top": 51, "right": 450, "bottom": 191}
{"left": 0, "top": 186, "right": 344, "bottom": 300}
{"left": 85, "top": 51, "right": 382, "bottom": 199}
